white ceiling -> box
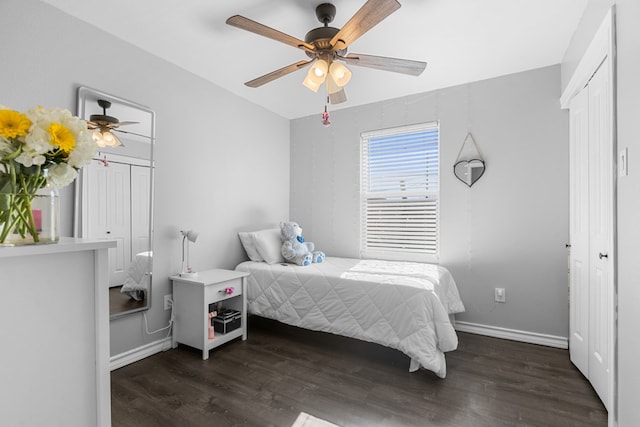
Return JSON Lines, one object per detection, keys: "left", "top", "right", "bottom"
{"left": 42, "top": 0, "right": 587, "bottom": 119}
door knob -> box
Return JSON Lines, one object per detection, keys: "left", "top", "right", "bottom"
{"left": 599, "top": 252, "right": 608, "bottom": 259}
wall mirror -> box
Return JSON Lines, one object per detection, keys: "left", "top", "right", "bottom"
{"left": 74, "top": 87, "right": 155, "bottom": 319}
{"left": 454, "top": 159, "right": 485, "bottom": 187}
{"left": 454, "top": 132, "right": 485, "bottom": 187}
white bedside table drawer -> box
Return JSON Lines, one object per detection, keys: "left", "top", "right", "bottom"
{"left": 205, "top": 280, "right": 243, "bottom": 304}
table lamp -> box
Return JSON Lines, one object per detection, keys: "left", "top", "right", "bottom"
{"left": 180, "top": 229, "right": 199, "bottom": 277}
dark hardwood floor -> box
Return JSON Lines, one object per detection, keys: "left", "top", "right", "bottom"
{"left": 110, "top": 286, "right": 146, "bottom": 315}
{"left": 111, "top": 316, "right": 607, "bottom": 427}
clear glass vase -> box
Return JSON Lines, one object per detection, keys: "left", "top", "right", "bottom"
{"left": 0, "top": 171, "right": 60, "bottom": 246}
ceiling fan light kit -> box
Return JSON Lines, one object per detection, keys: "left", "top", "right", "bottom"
{"left": 329, "top": 62, "right": 352, "bottom": 87}
{"left": 92, "top": 129, "right": 122, "bottom": 147}
{"left": 226, "top": 0, "right": 426, "bottom": 107}
{"left": 86, "top": 99, "right": 138, "bottom": 148}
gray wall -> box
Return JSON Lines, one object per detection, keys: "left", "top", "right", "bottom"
{"left": 291, "top": 65, "right": 570, "bottom": 339}
{"left": 0, "top": 0, "right": 290, "bottom": 356}
{"left": 562, "top": 1, "right": 640, "bottom": 424}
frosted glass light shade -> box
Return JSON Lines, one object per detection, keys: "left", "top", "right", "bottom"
{"left": 329, "top": 62, "right": 352, "bottom": 87}
{"left": 92, "top": 130, "right": 122, "bottom": 147}
{"left": 326, "top": 74, "right": 341, "bottom": 95}
{"left": 303, "top": 67, "right": 323, "bottom": 92}
{"left": 310, "top": 59, "right": 328, "bottom": 79}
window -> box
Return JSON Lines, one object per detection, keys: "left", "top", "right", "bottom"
{"left": 360, "top": 122, "right": 439, "bottom": 262}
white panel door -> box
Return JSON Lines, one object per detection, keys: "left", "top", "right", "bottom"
{"left": 86, "top": 161, "right": 132, "bottom": 287}
{"left": 587, "top": 59, "right": 613, "bottom": 409}
{"left": 568, "top": 87, "right": 590, "bottom": 377}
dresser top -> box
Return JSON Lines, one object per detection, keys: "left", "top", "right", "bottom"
{"left": 0, "top": 237, "right": 117, "bottom": 259}
{"left": 170, "top": 268, "right": 249, "bottom": 286}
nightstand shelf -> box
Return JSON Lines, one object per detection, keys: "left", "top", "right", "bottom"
{"left": 170, "top": 269, "right": 249, "bottom": 360}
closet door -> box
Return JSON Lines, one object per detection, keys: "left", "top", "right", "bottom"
{"left": 569, "top": 87, "right": 589, "bottom": 377}
{"left": 86, "top": 161, "right": 132, "bottom": 287}
{"left": 568, "top": 58, "right": 613, "bottom": 410}
{"left": 587, "top": 59, "right": 613, "bottom": 408}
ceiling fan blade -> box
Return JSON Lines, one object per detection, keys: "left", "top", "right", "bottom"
{"left": 112, "top": 128, "right": 150, "bottom": 139}
{"left": 116, "top": 121, "right": 140, "bottom": 126}
{"left": 226, "top": 15, "right": 315, "bottom": 53}
{"left": 341, "top": 53, "right": 426, "bottom": 76}
{"left": 330, "top": 0, "right": 400, "bottom": 51}
{"left": 245, "top": 60, "right": 314, "bottom": 88}
{"left": 328, "top": 88, "right": 347, "bottom": 104}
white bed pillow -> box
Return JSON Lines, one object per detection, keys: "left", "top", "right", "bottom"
{"left": 238, "top": 232, "right": 264, "bottom": 262}
{"left": 253, "top": 228, "right": 285, "bottom": 264}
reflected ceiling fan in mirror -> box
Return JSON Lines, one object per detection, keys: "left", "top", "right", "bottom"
{"left": 226, "top": 0, "right": 427, "bottom": 105}
{"left": 86, "top": 99, "right": 138, "bottom": 147}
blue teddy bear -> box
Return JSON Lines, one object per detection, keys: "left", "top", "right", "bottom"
{"left": 280, "top": 221, "right": 325, "bottom": 266}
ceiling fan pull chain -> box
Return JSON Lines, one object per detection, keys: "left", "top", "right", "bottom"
{"left": 321, "top": 101, "right": 331, "bottom": 127}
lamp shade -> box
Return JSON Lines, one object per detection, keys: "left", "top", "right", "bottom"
{"left": 303, "top": 68, "right": 323, "bottom": 92}
{"left": 310, "top": 59, "right": 328, "bottom": 79}
{"left": 329, "top": 62, "right": 352, "bottom": 87}
{"left": 92, "top": 129, "right": 122, "bottom": 147}
{"left": 181, "top": 229, "right": 198, "bottom": 243}
{"left": 303, "top": 59, "right": 329, "bottom": 93}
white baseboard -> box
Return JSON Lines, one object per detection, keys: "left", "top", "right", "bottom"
{"left": 110, "top": 337, "right": 172, "bottom": 371}
{"left": 455, "top": 321, "right": 568, "bottom": 349}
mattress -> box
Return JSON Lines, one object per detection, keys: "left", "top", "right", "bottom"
{"left": 235, "top": 257, "right": 465, "bottom": 378}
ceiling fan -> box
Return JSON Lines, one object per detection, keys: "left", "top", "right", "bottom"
{"left": 86, "top": 99, "right": 138, "bottom": 147}
{"left": 226, "top": 0, "right": 427, "bottom": 104}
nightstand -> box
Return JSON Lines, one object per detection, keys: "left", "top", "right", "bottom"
{"left": 170, "top": 269, "right": 249, "bottom": 360}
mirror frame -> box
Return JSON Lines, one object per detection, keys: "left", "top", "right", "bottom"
{"left": 74, "top": 86, "right": 155, "bottom": 319}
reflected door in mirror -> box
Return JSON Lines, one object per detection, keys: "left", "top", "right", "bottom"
{"left": 84, "top": 157, "right": 151, "bottom": 315}
{"left": 86, "top": 160, "right": 131, "bottom": 285}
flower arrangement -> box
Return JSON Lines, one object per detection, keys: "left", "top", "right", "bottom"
{"left": 0, "top": 104, "right": 96, "bottom": 244}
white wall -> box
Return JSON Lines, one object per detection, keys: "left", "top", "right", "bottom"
{"left": 0, "top": 0, "right": 290, "bottom": 356}
{"left": 615, "top": 2, "right": 640, "bottom": 423}
{"left": 563, "top": 1, "right": 640, "bottom": 424}
{"left": 291, "top": 66, "right": 570, "bottom": 339}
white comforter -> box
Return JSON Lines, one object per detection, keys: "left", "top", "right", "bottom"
{"left": 121, "top": 251, "right": 152, "bottom": 300}
{"left": 235, "top": 257, "right": 465, "bottom": 378}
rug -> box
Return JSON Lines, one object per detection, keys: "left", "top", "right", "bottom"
{"left": 291, "top": 412, "right": 341, "bottom": 427}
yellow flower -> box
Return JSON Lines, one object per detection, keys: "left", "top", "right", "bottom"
{"left": 47, "top": 122, "right": 75, "bottom": 153}
{"left": 0, "top": 109, "right": 32, "bottom": 139}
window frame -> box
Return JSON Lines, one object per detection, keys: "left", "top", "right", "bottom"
{"left": 359, "top": 122, "right": 440, "bottom": 263}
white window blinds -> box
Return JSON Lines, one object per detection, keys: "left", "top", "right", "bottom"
{"left": 360, "top": 122, "right": 439, "bottom": 262}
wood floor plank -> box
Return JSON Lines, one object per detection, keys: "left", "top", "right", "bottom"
{"left": 111, "top": 316, "right": 607, "bottom": 427}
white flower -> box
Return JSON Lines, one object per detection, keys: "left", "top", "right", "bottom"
{"left": 2, "top": 105, "right": 95, "bottom": 189}
{"left": 47, "top": 163, "right": 78, "bottom": 189}
{"left": 15, "top": 152, "right": 45, "bottom": 167}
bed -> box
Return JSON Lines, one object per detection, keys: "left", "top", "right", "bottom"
{"left": 235, "top": 256, "right": 464, "bottom": 378}
{"left": 121, "top": 251, "right": 152, "bottom": 301}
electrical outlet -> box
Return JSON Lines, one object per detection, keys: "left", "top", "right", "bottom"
{"left": 495, "top": 288, "right": 506, "bottom": 303}
{"left": 164, "top": 294, "right": 172, "bottom": 310}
